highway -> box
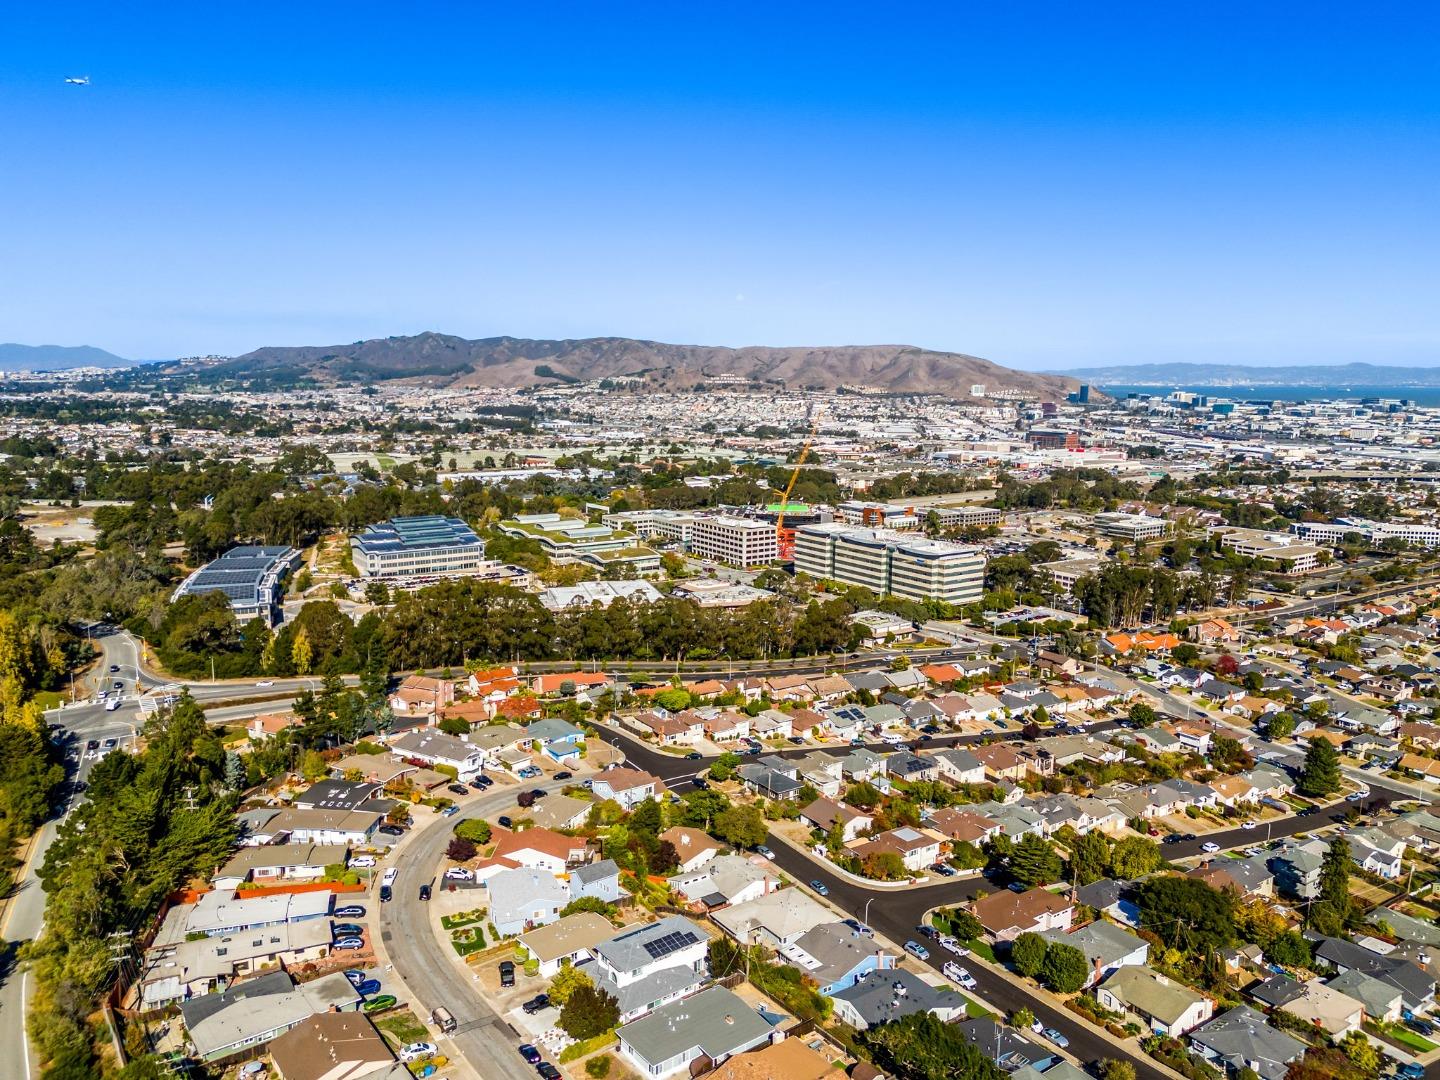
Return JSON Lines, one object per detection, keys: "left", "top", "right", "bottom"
{"left": 377, "top": 782, "right": 567, "bottom": 1080}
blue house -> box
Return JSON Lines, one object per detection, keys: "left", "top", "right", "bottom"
{"left": 783, "top": 922, "right": 896, "bottom": 995}
{"left": 569, "top": 858, "right": 625, "bottom": 904}
{"left": 526, "top": 718, "right": 586, "bottom": 763}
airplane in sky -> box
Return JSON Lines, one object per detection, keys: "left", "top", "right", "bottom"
{"left": 64, "top": 75, "right": 90, "bottom": 86}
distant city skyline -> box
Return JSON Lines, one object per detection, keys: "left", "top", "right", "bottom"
{"left": 4, "top": 4, "right": 1438, "bottom": 369}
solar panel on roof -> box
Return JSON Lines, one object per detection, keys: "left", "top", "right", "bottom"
{"left": 641, "top": 929, "right": 699, "bottom": 960}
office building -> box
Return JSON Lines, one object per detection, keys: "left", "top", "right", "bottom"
{"left": 350, "top": 515, "right": 488, "bottom": 580}
{"left": 933, "top": 505, "right": 1003, "bottom": 529}
{"left": 171, "top": 546, "right": 300, "bottom": 627}
{"left": 1094, "top": 512, "right": 1172, "bottom": 542}
{"left": 794, "top": 523, "right": 985, "bottom": 605}
{"left": 689, "top": 516, "right": 778, "bottom": 568}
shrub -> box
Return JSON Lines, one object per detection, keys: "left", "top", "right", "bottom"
{"left": 586, "top": 1055, "right": 613, "bottom": 1079}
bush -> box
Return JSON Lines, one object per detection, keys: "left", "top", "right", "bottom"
{"left": 454, "top": 818, "right": 492, "bottom": 844}
{"left": 1011, "top": 932, "right": 1047, "bottom": 978}
{"left": 585, "top": 1055, "right": 613, "bottom": 1078}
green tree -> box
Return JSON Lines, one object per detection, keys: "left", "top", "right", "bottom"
{"left": 454, "top": 818, "right": 492, "bottom": 844}
{"left": 291, "top": 625, "right": 313, "bottom": 675}
{"left": 1309, "top": 836, "right": 1354, "bottom": 934}
{"left": 1264, "top": 931, "right": 1311, "bottom": 968}
{"left": 1012, "top": 1007, "right": 1036, "bottom": 1030}
{"left": 1009, "top": 834, "right": 1063, "bottom": 888}
{"left": 1267, "top": 713, "right": 1296, "bottom": 740}
{"left": 561, "top": 895, "right": 618, "bottom": 919}
{"left": 558, "top": 985, "right": 619, "bottom": 1040}
{"left": 1136, "top": 876, "right": 1236, "bottom": 952}
{"left": 713, "top": 804, "right": 768, "bottom": 849}
{"left": 861, "top": 1011, "right": 1005, "bottom": 1080}
{"left": 947, "top": 909, "right": 984, "bottom": 942}
{"left": 1109, "top": 836, "right": 1161, "bottom": 879}
{"left": 1102, "top": 1060, "right": 1137, "bottom": 1080}
{"left": 1339, "top": 1030, "right": 1380, "bottom": 1077}
{"left": 1069, "top": 831, "right": 1110, "bottom": 885}
{"left": 653, "top": 688, "right": 691, "bottom": 712}
{"left": 1010, "top": 932, "right": 1047, "bottom": 977}
{"left": 1298, "top": 736, "right": 1342, "bottom": 797}
{"left": 1128, "top": 702, "right": 1157, "bottom": 727}
{"left": 708, "top": 752, "right": 742, "bottom": 782}
{"left": 1039, "top": 941, "right": 1089, "bottom": 993}
{"left": 548, "top": 963, "right": 594, "bottom": 1008}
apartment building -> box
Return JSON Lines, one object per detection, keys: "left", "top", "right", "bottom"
{"left": 689, "top": 515, "right": 778, "bottom": 567}
{"left": 794, "top": 523, "right": 985, "bottom": 605}
{"left": 1093, "top": 512, "right": 1172, "bottom": 541}
{"left": 349, "top": 515, "right": 489, "bottom": 580}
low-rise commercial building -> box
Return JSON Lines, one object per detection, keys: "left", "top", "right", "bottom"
{"left": 171, "top": 545, "right": 300, "bottom": 626}
{"left": 794, "top": 523, "right": 985, "bottom": 605}
{"left": 349, "top": 515, "right": 489, "bottom": 580}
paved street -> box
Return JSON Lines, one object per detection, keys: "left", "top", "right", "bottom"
{"left": 377, "top": 782, "right": 568, "bottom": 1080}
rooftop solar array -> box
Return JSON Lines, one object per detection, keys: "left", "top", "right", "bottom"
{"left": 353, "top": 515, "right": 483, "bottom": 555}
{"left": 641, "top": 929, "right": 700, "bottom": 960}
{"left": 179, "top": 546, "right": 296, "bottom": 604}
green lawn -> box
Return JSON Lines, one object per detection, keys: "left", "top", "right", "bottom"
{"left": 966, "top": 939, "right": 997, "bottom": 963}
{"left": 441, "top": 908, "right": 487, "bottom": 930}
{"left": 376, "top": 1011, "right": 430, "bottom": 1047}
{"left": 451, "top": 926, "right": 487, "bottom": 956}
{"left": 960, "top": 994, "right": 992, "bottom": 1019}
{"left": 1382, "top": 1025, "right": 1438, "bottom": 1054}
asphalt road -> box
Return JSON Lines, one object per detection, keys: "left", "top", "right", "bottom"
{"left": 0, "top": 718, "right": 139, "bottom": 1080}
{"left": 377, "top": 780, "right": 568, "bottom": 1080}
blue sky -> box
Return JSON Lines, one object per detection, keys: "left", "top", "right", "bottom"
{"left": 3, "top": 3, "right": 1438, "bottom": 368}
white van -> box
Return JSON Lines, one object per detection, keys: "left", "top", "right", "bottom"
{"left": 381, "top": 867, "right": 399, "bottom": 887}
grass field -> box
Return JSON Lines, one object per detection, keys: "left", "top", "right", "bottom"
{"left": 376, "top": 1010, "right": 430, "bottom": 1047}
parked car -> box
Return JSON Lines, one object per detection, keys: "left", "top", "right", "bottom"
{"left": 686, "top": 752, "right": 703, "bottom": 760}
{"left": 334, "top": 905, "right": 366, "bottom": 918}
{"left": 362, "top": 994, "right": 397, "bottom": 1013}
{"left": 399, "top": 1042, "right": 439, "bottom": 1063}
{"left": 554, "top": 771, "right": 572, "bottom": 780}
{"left": 379, "top": 885, "right": 393, "bottom": 903}
{"left": 498, "top": 815, "right": 513, "bottom": 828}
{"left": 756, "top": 845, "right": 775, "bottom": 860}
{"left": 1043, "top": 1028, "right": 1069, "bottom": 1049}
{"left": 843, "top": 919, "right": 873, "bottom": 937}
{"left": 940, "top": 936, "right": 965, "bottom": 955}
{"left": 378, "top": 824, "right": 405, "bottom": 837}
{"left": 522, "top": 993, "right": 550, "bottom": 1014}
{"left": 108, "top": 664, "right": 118, "bottom": 672}
{"left": 441, "top": 805, "right": 459, "bottom": 817}
{"left": 444, "top": 867, "right": 474, "bottom": 881}
{"left": 343, "top": 969, "right": 368, "bottom": 988}
{"left": 904, "top": 941, "right": 930, "bottom": 960}
{"left": 448, "top": 783, "right": 469, "bottom": 795}
{"left": 538, "top": 1064, "right": 561, "bottom": 1080}
{"left": 349, "top": 855, "right": 377, "bottom": 868}
{"left": 519, "top": 1045, "right": 542, "bottom": 1064}
{"left": 333, "top": 937, "right": 365, "bottom": 950}
{"left": 917, "top": 925, "right": 938, "bottom": 939}
{"left": 692, "top": 777, "right": 709, "bottom": 789}
{"left": 930, "top": 863, "right": 956, "bottom": 877}
{"left": 499, "top": 960, "right": 516, "bottom": 987}
{"left": 356, "top": 978, "right": 382, "bottom": 997}
{"left": 529, "top": 788, "right": 547, "bottom": 800}
{"left": 1201, "top": 841, "right": 1221, "bottom": 854}
{"left": 1406, "top": 1017, "right": 1436, "bottom": 1036}
{"left": 1241, "top": 820, "right": 1257, "bottom": 830}
{"left": 332, "top": 923, "right": 364, "bottom": 937}
{"left": 809, "top": 879, "right": 829, "bottom": 896}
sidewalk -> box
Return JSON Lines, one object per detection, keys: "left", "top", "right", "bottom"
{"left": 769, "top": 824, "right": 987, "bottom": 891}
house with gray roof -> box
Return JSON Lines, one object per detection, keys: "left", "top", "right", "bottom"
{"left": 489, "top": 868, "right": 569, "bottom": 937}
{"left": 1326, "top": 969, "right": 1403, "bottom": 1023}
{"left": 586, "top": 914, "right": 710, "bottom": 1023}
{"left": 1097, "top": 966, "right": 1214, "bottom": 1035}
{"left": 885, "top": 751, "right": 939, "bottom": 782}
{"left": 841, "top": 747, "right": 886, "bottom": 781}
{"left": 1311, "top": 936, "right": 1437, "bottom": 1013}
{"left": 930, "top": 748, "right": 986, "bottom": 785}
{"left": 672, "top": 854, "right": 778, "bottom": 909}
{"left": 779, "top": 921, "right": 897, "bottom": 995}
{"left": 736, "top": 763, "right": 803, "bottom": 800}
{"left": 1270, "top": 839, "right": 1326, "bottom": 899}
{"left": 828, "top": 968, "right": 965, "bottom": 1030}
{"left": 954, "top": 1017, "right": 1052, "bottom": 1074}
{"left": 179, "top": 970, "right": 360, "bottom": 1063}
{"left": 1040, "top": 921, "right": 1148, "bottom": 987}
{"left": 570, "top": 859, "right": 625, "bottom": 904}
{"left": 1189, "top": 1005, "right": 1307, "bottom": 1080}
{"left": 617, "top": 985, "right": 775, "bottom": 1078}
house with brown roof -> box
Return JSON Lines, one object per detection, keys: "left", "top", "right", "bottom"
{"left": 971, "top": 744, "right": 1029, "bottom": 782}
{"left": 1401, "top": 722, "right": 1440, "bottom": 750}
{"left": 918, "top": 663, "right": 966, "bottom": 686}
{"left": 850, "top": 826, "right": 944, "bottom": 872}
{"left": 635, "top": 710, "right": 705, "bottom": 746}
{"left": 800, "top": 797, "right": 873, "bottom": 842}
{"left": 1401, "top": 753, "right": 1440, "bottom": 780}
{"left": 591, "top": 766, "right": 662, "bottom": 809}
{"left": 807, "top": 675, "right": 854, "bottom": 703}
{"left": 389, "top": 674, "right": 455, "bottom": 717}
{"left": 534, "top": 671, "right": 613, "bottom": 696}
{"left": 970, "top": 888, "right": 1074, "bottom": 942}
{"left": 788, "top": 708, "right": 830, "bottom": 737}
{"left": 1190, "top": 618, "right": 1241, "bottom": 644}
{"left": 764, "top": 675, "right": 813, "bottom": 702}
{"left": 659, "top": 826, "right": 724, "bottom": 873}
{"left": 927, "top": 808, "right": 1003, "bottom": 845}
{"left": 247, "top": 711, "right": 299, "bottom": 740}
{"left": 492, "top": 827, "right": 592, "bottom": 875}
{"left": 704, "top": 711, "right": 751, "bottom": 742}
{"left": 269, "top": 1012, "right": 399, "bottom": 1080}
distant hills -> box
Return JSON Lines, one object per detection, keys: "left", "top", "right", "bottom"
{"left": 1054, "top": 361, "right": 1440, "bottom": 388}
{"left": 169, "top": 332, "right": 1083, "bottom": 399}
{"left": 0, "top": 343, "right": 132, "bottom": 371}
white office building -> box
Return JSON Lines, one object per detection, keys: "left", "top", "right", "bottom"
{"left": 350, "top": 515, "right": 489, "bottom": 580}
{"left": 794, "top": 523, "right": 985, "bottom": 605}
{"left": 689, "top": 516, "right": 778, "bottom": 568}
{"left": 1094, "top": 512, "right": 1172, "bottom": 541}
{"left": 933, "top": 505, "right": 1004, "bottom": 529}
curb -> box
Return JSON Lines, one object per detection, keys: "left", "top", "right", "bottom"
{"left": 767, "top": 825, "right": 986, "bottom": 891}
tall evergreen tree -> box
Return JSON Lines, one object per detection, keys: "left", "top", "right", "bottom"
{"left": 1298, "top": 737, "right": 1342, "bottom": 797}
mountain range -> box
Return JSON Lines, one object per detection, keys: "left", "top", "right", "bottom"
{"left": 1053, "top": 361, "right": 1440, "bottom": 388}
{"left": 165, "top": 332, "right": 1082, "bottom": 399}
{"left": 0, "top": 343, "right": 132, "bottom": 371}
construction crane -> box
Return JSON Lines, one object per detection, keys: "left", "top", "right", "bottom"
{"left": 775, "top": 408, "right": 823, "bottom": 559}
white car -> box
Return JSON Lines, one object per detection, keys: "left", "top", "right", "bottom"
{"left": 940, "top": 936, "right": 966, "bottom": 955}
{"left": 1201, "top": 841, "right": 1220, "bottom": 854}
{"left": 444, "top": 867, "right": 474, "bottom": 881}
{"left": 398, "top": 1042, "right": 439, "bottom": 1062}
{"left": 349, "top": 855, "right": 377, "bottom": 868}
{"left": 1240, "top": 821, "right": 1257, "bottom": 830}
{"left": 381, "top": 867, "right": 399, "bottom": 886}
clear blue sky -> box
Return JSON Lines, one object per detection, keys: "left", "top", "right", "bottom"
{"left": 4, "top": 3, "right": 1438, "bottom": 368}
